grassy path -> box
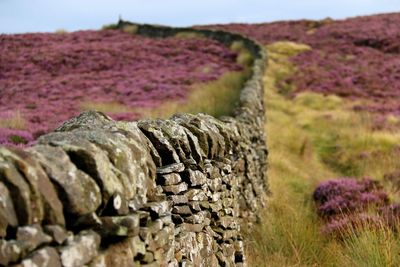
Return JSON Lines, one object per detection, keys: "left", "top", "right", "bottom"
{"left": 246, "top": 42, "right": 400, "bottom": 267}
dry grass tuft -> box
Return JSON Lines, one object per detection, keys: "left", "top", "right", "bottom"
{"left": 0, "top": 110, "right": 26, "bottom": 130}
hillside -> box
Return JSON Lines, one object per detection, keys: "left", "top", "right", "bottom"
{"left": 208, "top": 13, "right": 400, "bottom": 125}
{"left": 1, "top": 12, "right": 400, "bottom": 267}
{"left": 0, "top": 28, "right": 243, "bottom": 146}
{"left": 208, "top": 13, "right": 400, "bottom": 266}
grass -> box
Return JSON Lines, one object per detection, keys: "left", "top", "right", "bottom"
{"left": 135, "top": 41, "right": 253, "bottom": 119}
{"left": 174, "top": 31, "right": 205, "bottom": 39}
{"left": 245, "top": 41, "right": 400, "bottom": 266}
{"left": 80, "top": 101, "right": 135, "bottom": 114}
{"left": 0, "top": 110, "right": 26, "bottom": 130}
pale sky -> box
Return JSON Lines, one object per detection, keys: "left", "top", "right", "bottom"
{"left": 0, "top": 0, "right": 399, "bottom": 33}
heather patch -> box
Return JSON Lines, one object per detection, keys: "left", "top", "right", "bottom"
{"left": 208, "top": 13, "right": 400, "bottom": 121}
{"left": 312, "top": 177, "right": 400, "bottom": 237}
{"left": 0, "top": 29, "right": 242, "bottom": 146}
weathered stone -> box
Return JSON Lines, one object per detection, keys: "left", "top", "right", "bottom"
{"left": 172, "top": 214, "right": 184, "bottom": 224}
{"left": 157, "top": 173, "right": 182, "bottom": 186}
{"left": 157, "top": 120, "right": 194, "bottom": 161}
{"left": 44, "top": 225, "right": 70, "bottom": 245}
{"left": 144, "top": 201, "right": 170, "bottom": 216}
{"left": 20, "top": 247, "right": 61, "bottom": 267}
{"left": 55, "top": 111, "right": 113, "bottom": 132}
{"left": 7, "top": 148, "right": 65, "bottom": 226}
{"left": 138, "top": 120, "right": 181, "bottom": 165}
{"left": 171, "top": 114, "right": 209, "bottom": 158}
{"left": 130, "top": 236, "right": 146, "bottom": 256}
{"left": 38, "top": 132, "right": 134, "bottom": 204}
{"left": 156, "top": 163, "right": 185, "bottom": 174}
{"left": 172, "top": 205, "right": 192, "bottom": 215}
{"left": 189, "top": 117, "right": 226, "bottom": 159}
{"left": 185, "top": 189, "right": 208, "bottom": 201}
{"left": 0, "top": 154, "right": 41, "bottom": 225}
{"left": 0, "top": 181, "right": 18, "bottom": 237}
{"left": 98, "top": 214, "right": 140, "bottom": 237}
{"left": 186, "top": 211, "right": 211, "bottom": 225}
{"left": 149, "top": 227, "right": 173, "bottom": 250}
{"left": 218, "top": 216, "right": 238, "bottom": 229}
{"left": 17, "top": 224, "right": 52, "bottom": 251}
{"left": 73, "top": 212, "right": 103, "bottom": 230}
{"left": 181, "top": 223, "right": 204, "bottom": 233}
{"left": 0, "top": 240, "right": 23, "bottom": 266}
{"left": 209, "top": 202, "right": 223, "bottom": 212}
{"left": 102, "top": 192, "right": 129, "bottom": 216}
{"left": 60, "top": 230, "right": 101, "bottom": 267}
{"left": 31, "top": 145, "right": 101, "bottom": 216}
{"left": 139, "top": 227, "right": 151, "bottom": 244}
{"left": 162, "top": 182, "right": 188, "bottom": 194}
{"left": 141, "top": 251, "right": 154, "bottom": 263}
{"left": 207, "top": 177, "right": 223, "bottom": 192}
{"left": 90, "top": 238, "right": 136, "bottom": 267}
{"left": 182, "top": 170, "right": 207, "bottom": 187}
{"left": 168, "top": 195, "right": 188, "bottom": 205}
{"left": 190, "top": 202, "right": 203, "bottom": 211}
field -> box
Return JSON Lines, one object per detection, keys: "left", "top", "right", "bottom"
{"left": 209, "top": 13, "right": 400, "bottom": 126}
{"left": 0, "top": 28, "right": 243, "bottom": 146}
{"left": 2, "top": 12, "right": 400, "bottom": 266}
{"left": 214, "top": 14, "right": 400, "bottom": 266}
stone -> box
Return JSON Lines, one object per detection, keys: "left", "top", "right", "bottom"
{"left": 157, "top": 120, "right": 194, "bottom": 162}
{"left": 157, "top": 173, "right": 182, "bottom": 186}
{"left": 0, "top": 181, "right": 18, "bottom": 237}
{"left": 156, "top": 163, "right": 185, "bottom": 174}
{"left": 218, "top": 216, "right": 238, "bottom": 229}
{"left": 60, "top": 230, "right": 101, "bottom": 267}
{"left": 7, "top": 148, "right": 65, "bottom": 226}
{"left": 144, "top": 201, "right": 170, "bottom": 216}
{"left": 17, "top": 224, "right": 52, "bottom": 251}
{"left": 172, "top": 205, "right": 192, "bottom": 215}
{"left": 182, "top": 170, "right": 207, "bottom": 187}
{"left": 142, "top": 252, "right": 154, "bottom": 263}
{"left": 168, "top": 195, "right": 188, "bottom": 205}
{"left": 0, "top": 240, "right": 23, "bottom": 266}
{"left": 207, "top": 177, "right": 223, "bottom": 192}
{"left": 0, "top": 154, "right": 41, "bottom": 225}
{"left": 162, "top": 182, "right": 188, "bottom": 194}
{"left": 171, "top": 114, "right": 209, "bottom": 158}
{"left": 102, "top": 192, "right": 129, "bottom": 216}
{"left": 138, "top": 120, "right": 181, "bottom": 165}
{"left": 98, "top": 214, "right": 140, "bottom": 237}
{"left": 31, "top": 145, "right": 102, "bottom": 216}
{"left": 185, "top": 189, "right": 208, "bottom": 201}
{"left": 181, "top": 223, "right": 204, "bottom": 233}
{"left": 38, "top": 132, "right": 134, "bottom": 204}
{"left": 130, "top": 236, "right": 146, "bottom": 256}
{"left": 90, "top": 238, "right": 136, "bottom": 267}
{"left": 44, "top": 225, "right": 70, "bottom": 245}
{"left": 20, "top": 247, "right": 61, "bottom": 267}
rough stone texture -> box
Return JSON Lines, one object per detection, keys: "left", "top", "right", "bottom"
{"left": 0, "top": 21, "right": 267, "bottom": 266}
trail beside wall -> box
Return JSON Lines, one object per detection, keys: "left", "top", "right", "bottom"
{"left": 0, "top": 21, "right": 268, "bottom": 267}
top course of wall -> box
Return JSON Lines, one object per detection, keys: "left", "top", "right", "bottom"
{"left": 0, "top": 20, "right": 268, "bottom": 267}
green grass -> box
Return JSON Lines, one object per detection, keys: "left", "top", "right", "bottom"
{"left": 245, "top": 41, "right": 400, "bottom": 267}
{"left": 135, "top": 41, "right": 254, "bottom": 119}
{"left": 174, "top": 31, "right": 205, "bottom": 39}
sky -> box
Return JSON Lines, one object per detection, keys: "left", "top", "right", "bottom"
{"left": 0, "top": 0, "right": 399, "bottom": 33}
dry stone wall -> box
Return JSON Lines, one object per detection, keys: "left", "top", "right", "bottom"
{"left": 0, "top": 21, "right": 268, "bottom": 267}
